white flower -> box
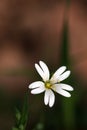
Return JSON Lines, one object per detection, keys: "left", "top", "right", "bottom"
{"left": 29, "top": 61, "right": 74, "bottom": 107}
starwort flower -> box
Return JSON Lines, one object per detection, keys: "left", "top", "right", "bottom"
{"left": 29, "top": 61, "right": 74, "bottom": 107}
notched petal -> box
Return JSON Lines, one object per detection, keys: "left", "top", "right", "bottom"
{"left": 35, "top": 63, "right": 45, "bottom": 80}
{"left": 58, "top": 70, "right": 71, "bottom": 81}
{"left": 59, "top": 83, "right": 74, "bottom": 91}
{"left": 52, "top": 84, "right": 72, "bottom": 98}
{"left": 49, "top": 90, "right": 55, "bottom": 107}
{"left": 44, "top": 90, "right": 49, "bottom": 105}
{"left": 56, "top": 89, "right": 71, "bottom": 97}
{"left": 39, "top": 61, "right": 50, "bottom": 81}
{"left": 50, "top": 66, "right": 67, "bottom": 83}
{"left": 31, "top": 87, "right": 45, "bottom": 94}
{"left": 29, "top": 81, "right": 44, "bottom": 89}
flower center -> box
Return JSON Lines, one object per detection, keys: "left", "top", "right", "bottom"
{"left": 45, "top": 81, "right": 52, "bottom": 89}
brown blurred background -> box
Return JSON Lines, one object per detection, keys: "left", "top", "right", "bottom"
{"left": 0, "top": 0, "right": 87, "bottom": 92}
{"left": 0, "top": 0, "right": 87, "bottom": 129}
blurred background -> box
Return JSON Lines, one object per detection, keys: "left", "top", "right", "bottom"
{"left": 0, "top": 0, "right": 87, "bottom": 130}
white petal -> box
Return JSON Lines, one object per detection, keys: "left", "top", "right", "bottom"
{"left": 59, "top": 83, "right": 74, "bottom": 91}
{"left": 52, "top": 84, "right": 71, "bottom": 97}
{"left": 31, "top": 87, "right": 45, "bottom": 94}
{"left": 29, "top": 81, "right": 44, "bottom": 89}
{"left": 50, "top": 66, "right": 66, "bottom": 83}
{"left": 57, "top": 89, "right": 71, "bottom": 97}
{"left": 35, "top": 63, "right": 45, "bottom": 80}
{"left": 44, "top": 89, "right": 49, "bottom": 105}
{"left": 44, "top": 89, "right": 55, "bottom": 107}
{"left": 49, "top": 90, "right": 55, "bottom": 107}
{"left": 39, "top": 61, "right": 50, "bottom": 81}
{"left": 58, "top": 71, "right": 71, "bottom": 82}
{"left": 52, "top": 66, "right": 66, "bottom": 77}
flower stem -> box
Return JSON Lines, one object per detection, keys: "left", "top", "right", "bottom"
{"left": 60, "top": 0, "right": 76, "bottom": 129}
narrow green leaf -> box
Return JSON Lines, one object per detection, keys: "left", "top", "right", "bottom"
{"left": 20, "top": 92, "right": 29, "bottom": 128}
{"left": 60, "top": 2, "right": 76, "bottom": 128}
{"left": 12, "top": 92, "right": 29, "bottom": 130}
{"left": 12, "top": 127, "right": 19, "bottom": 130}
{"left": 15, "top": 108, "right": 21, "bottom": 123}
{"left": 19, "top": 124, "right": 24, "bottom": 130}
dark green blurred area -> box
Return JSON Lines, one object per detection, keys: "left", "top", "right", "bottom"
{"left": 0, "top": 0, "right": 87, "bottom": 130}
{"left": 0, "top": 75, "right": 87, "bottom": 130}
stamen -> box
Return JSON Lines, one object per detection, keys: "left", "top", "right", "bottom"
{"left": 45, "top": 82, "right": 51, "bottom": 89}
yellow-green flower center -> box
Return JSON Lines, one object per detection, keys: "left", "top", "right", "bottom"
{"left": 45, "top": 82, "right": 52, "bottom": 89}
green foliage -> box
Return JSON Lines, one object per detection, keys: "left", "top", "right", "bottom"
{"left": 12, "top": 127, "right": 19, "bottom": 130}
{"left": 12, "top": 93, "right": 29, "bottom": 130}
{"left": 33, "top": 123, "right": 44, "bottom": 130}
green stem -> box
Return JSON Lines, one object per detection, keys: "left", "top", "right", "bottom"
{"left": 60, "top": 0, "right": 76, "bottom": 129}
